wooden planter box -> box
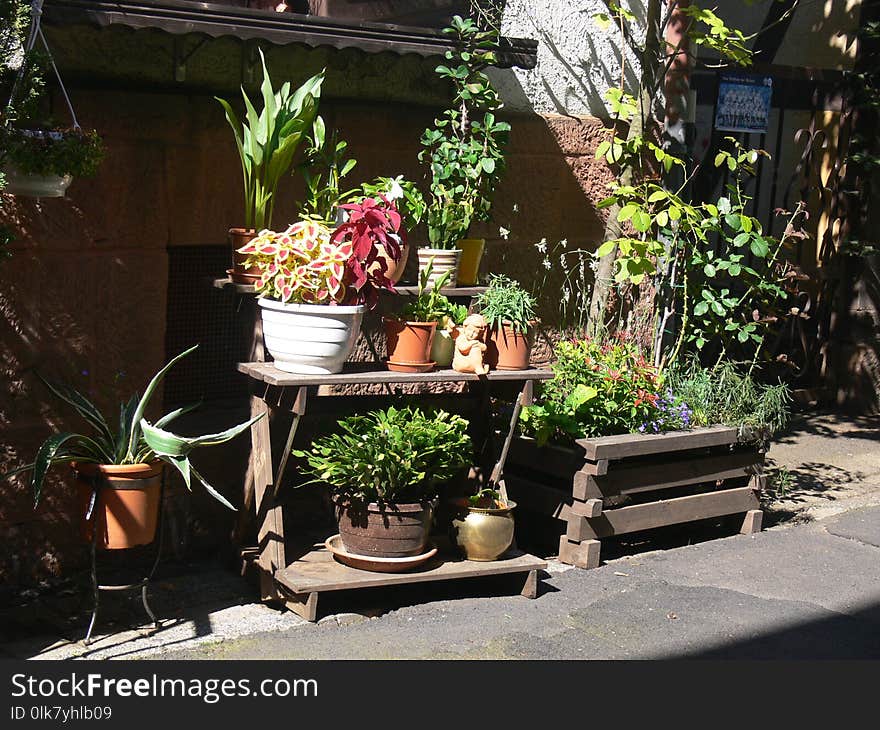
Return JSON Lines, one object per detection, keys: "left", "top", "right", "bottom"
{"left": 505, "top": 426, "right": 766, "bottom": 569}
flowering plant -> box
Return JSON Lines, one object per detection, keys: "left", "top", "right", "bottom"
{"left": 520, "top": 334, "right": 667, "bottom": 444}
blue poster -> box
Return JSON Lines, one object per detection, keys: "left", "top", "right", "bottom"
{"left": 714, "top": 73, "right": 773, "bottom": 134}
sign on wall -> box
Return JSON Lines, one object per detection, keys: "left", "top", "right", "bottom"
{"left": 714, "top": 72, "right": 773, "bottom": 134}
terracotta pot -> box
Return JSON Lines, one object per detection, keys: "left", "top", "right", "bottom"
{"left": 486, "top": 322, "right": 534, "bottom": 370}
{"left": 368, "top": 236, "right": 409, "bottom": 284}
{"left": 450, "top": 498, "right": 517, "bottom": 561}
{"left": 456, "top": 238, "right": 485, "bottom": 286}
{"left": 74, "top": 462, "right": 162, "bottom": 550}
{"left": 384, "top": 318, "right": 436, "bottom": 367}
{"left": 335, "top": 500, "right": 434, "bottom": 557}
{"left": 229, "top": 228, "right": 259, "bottom": 281}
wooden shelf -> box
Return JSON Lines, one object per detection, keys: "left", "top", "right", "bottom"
{"left": 238, "top": 361, "right": 554, "bottom": 387}
{"left": 275, "top": 546, "right": 546, "bottom": 621}
{"left": 212, "top": 277, "right": 485, "bottom": 298}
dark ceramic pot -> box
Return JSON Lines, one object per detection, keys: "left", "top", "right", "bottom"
{"left": 335, "top": 500, "right": 434, "bottom": 558}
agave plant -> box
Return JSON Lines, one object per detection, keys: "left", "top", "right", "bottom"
{"left": 3, "top": 345, "right": 261, "bottom": 510}
{"left": 216, "top": 50, "right": 324, "bottom": 231}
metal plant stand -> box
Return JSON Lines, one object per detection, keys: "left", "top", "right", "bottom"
{"left": 83, "top": 472, "right": 165, "bottom": 646}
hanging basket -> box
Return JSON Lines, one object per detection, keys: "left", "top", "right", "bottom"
{"left": 3, "top": 165, "right": 72, "bottom": 197}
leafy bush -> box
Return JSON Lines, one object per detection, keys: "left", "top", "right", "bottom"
{"left": 665, "top": 358, "right": 792, "bottom": 444}
{"left": 520, "top": 335, "right": 664, "bottom": 443}
{"left": 294, "top": 406, "right": 472, "bottom": 505}
{"left": 475, "top": 274, "right": 537, "bottom": 333}
{"left": 0, "top": 127, "right": 103, "bottom": 177}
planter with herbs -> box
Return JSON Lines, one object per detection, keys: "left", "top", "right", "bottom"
{"left": 417, "top": 15, "right": 510, "bottom": 286}
{"left": 217, "top": 51, "right": 323, "bottom": 282}
{"left": 295, "top": 405, "right": 472, "bottom": 564}
{"left": 505, "top": 337, "right": 791, "bottom": 569}
{"left": 476, "top": 274, "right": 537, "bottom": 370}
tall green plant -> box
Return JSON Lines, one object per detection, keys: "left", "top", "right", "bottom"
{"left": 419, "top": 14, "right": 510, "bottom": 249}
{"left": 475, "top": 273, "right": 536, "bottom": 333}
{"left": 296, "top": 115, "right": 358, "bottom": 224}
{"left": 2, "top": 346, "right": 262, "bottom": 509}
{"left": 216, "top": 51, "right": 324, "bottom": 231}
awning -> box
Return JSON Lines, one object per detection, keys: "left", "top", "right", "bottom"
{"left": 42, "top": 0, "right": 538, "bottom": 69}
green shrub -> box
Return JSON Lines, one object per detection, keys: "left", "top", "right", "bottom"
{"left": 0, "top": 127, "right": 103, "bottom": 178}
{"left": 294, "top": 406, "right": 472, "bottom": 505}
{"left": 475, "top": 274, "right": 537, "bottom": 333}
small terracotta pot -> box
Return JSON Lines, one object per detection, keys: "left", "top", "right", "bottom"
{"left": 486, "top": 322, "right": 534, "bottom": 370}
{"left": 229, "top": 228, "right": 259, "bottom": 282}
{"left": 369, "top": 238, "right": 409, "bottom": 284}
{"left": 74, "top": 462, "right": 162, "bottom": 550}
{"left": 384, "top": 318, "right": 436, "bottom": 366}
{"left": 336, "top": 500, "right": 434, "bottom": 557}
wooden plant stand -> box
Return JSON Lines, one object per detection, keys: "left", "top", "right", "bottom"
{"left": 239, "top": 361, "right": 552, "bottom": 620}
{"left": 506, "top": 426, "right": 766, "bottom": 570}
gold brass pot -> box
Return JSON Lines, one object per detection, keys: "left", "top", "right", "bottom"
{"left": 450, "top": 498, "right": 516, "bottom": 561}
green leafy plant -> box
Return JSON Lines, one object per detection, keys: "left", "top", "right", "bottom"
{"left": 216, "top": 50, "right": 324, "bottom": 231}
{"left": 294, "top": 405, "right": 472, "bottom": 505}
{"left": 296, "top": 116, "right": 358, "bottom": 225}
{"left": 520, "top": 335, "right": 663, "bottom": 444}
{"left": 0, "top": 127, "right": 103, "bottom": 177}
{"left": 419, "top": 14, "right": 510, "bottom": 249}
{"left": 399, "top": 258, "right": 466, "bottom": 324}
{"left": 2, "top": 345, "right": 262, "bottom": 509}
{"left": 474, "top": 273, "right": 536, "bottom": 333}
{"left": 664, "top": 358, "right": 792, "bottom": 445}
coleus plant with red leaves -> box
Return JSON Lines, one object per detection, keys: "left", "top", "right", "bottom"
{"left": 331, "top": 195, "right": 403, "bottom": 309}
{"left": 238, "top": 195, "right": 404, "bottom": 308}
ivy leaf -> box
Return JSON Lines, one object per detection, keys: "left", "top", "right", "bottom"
{"left": 725, "top": 213, "right": 742, "bottom": 231}
{"left": 694, "top": 301, "right": 709, "bottom": 316}
{"left": 617, "top": 204, "right": 637, "bottom": 222}
{"left": 595, "top": 239, "right": 617, "bottom": 258}
{"left": 704, "top": 263, "right": 717, "bottom": 277}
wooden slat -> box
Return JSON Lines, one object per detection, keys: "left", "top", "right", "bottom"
{"left": 568, "top": 486, "right": 760, "bottom": 540}
{"left": 275, "top": 548, "right": 546, "bottom": 594}
{"left": 573, "top": 449, "right": 762, "bottom": 500}
{"left": 504, "top": 436, "right": 586, "bottom": 482}
{"left": 577, "top": 425, "right": 738, "bottom": 461}
{"left": 239, "top": 361, "right": 553, "bottom": 387}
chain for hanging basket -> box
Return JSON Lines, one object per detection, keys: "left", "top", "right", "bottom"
{"left": 5, "top": 0, "right": 80, "bottom": 131}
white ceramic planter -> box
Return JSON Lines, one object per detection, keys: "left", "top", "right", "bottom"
{"left": 258, "top": 299, "right": 364, "bottom": 374}
{"left": 3, "top": 167, "right": 72, "bottom": 197}
{"left": 417, "top": 247, "right": 462, "bottom": 288}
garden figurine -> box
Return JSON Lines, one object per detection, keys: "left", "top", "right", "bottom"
{"left": 453, "top": 313, "right": 490, "bottom": 375}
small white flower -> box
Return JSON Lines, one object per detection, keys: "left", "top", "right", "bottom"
{"left": 499, "top": 226, "right": 510, "bottom": 240}
{"left": 589, "top": 258, "right": 600, "bottom": 272}
{"left": 542, "top": 258, "right": 552, "bottom": 270}
{"left": 387, "top": 175, "right": 405, "bottom": 201}
{"left": 512, "top": 203, "right": 520, "bottom": 213}
{"left": 534, "top": 237, "right": 547, "bottom": 253}
{"left": 559, "top": 238, "right": 568, "bottom": 248}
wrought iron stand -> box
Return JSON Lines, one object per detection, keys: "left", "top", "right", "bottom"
{"left": 83, "top": 471, "right": 165, "bottom": 646}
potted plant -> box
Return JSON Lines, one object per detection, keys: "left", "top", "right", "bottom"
{"left": 294, "top": 405, "right": 472, "bottom": 561}
{"left": 475, "top": 274, "right": 537, "bottom": 370}
{"left": 0, "top": 127, "right": 103, "bottom": 197}
{"left": 418, "top": 15, "right": 510, "bottom": 286}
{"left": 239, "top": 200, "right": 400, "bottom": 374}
{"left": 1, "top": 345, "right": 261, "bottom": 550}
{"left": 384, "top": 259, "right": 460, "bottom": 372}
{"left": 450, "top": 487, "right": 517, "bottom": 561}
{"left": 216, "top": 50, "right": 323, "bottom": 282}
{"left": 360, "top": 175, "right": 426, "bottom": 283}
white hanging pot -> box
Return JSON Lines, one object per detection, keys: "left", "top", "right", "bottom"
{"left": 258, "top": 299, "right": 364, "bottom": 375}
{"left": 417, "top": 247, "right": 462, "bottom": 288}
{"left": 3, "top": 166, "right": 72, "bottom": 198}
